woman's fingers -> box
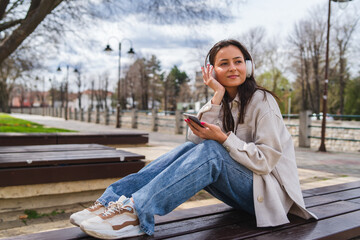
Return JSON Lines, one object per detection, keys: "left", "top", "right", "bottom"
{"left": 202, "top": 64, "right": 214, "bottom": 86}
{"left": 201, "top": 67, "right": 207, "bottom": 85}
{"left": 186, "top": 119, "right": 206, "bottom": 138}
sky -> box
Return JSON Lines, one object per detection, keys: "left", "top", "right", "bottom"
{"left": 47, "top": 0, "right": 360, "bottom": 91}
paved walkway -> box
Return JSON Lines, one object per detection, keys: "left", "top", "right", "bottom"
{"left": 1, "top": 113, "right": 359, "bottom": 239}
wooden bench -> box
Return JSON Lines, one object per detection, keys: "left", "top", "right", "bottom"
{"left": 0, "top": 144, "right": 145, "bottom": 187}
{"left": 4, "top": 180, "right": 360, "bottom": 239}
{"left": 0, "top": 132, "right": 149, "bottom": 146}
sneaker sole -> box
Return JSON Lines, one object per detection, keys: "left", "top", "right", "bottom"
{"left": 69, "top": 217, "right": 80, "bottom": 227}
{"left": 80, "top": 225, "right": 145, "bottom": 239}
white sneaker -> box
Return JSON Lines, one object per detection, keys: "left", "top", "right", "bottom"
{"left": 70, "top": 196, "right": 127, "bottom": 227}
{"left": 80, "top": 198, "right": 145, "bottom": 239}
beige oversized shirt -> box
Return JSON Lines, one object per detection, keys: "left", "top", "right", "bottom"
{"left": 187, "top": 90, "right": 317, "bottom": 227}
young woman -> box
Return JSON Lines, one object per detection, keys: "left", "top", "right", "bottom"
{"left": 70, "top": 39, "right": 317, "bottom": 239}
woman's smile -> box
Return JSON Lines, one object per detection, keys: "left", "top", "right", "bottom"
{"left": 227, "top": 75, "right": 239, "bottom": 79}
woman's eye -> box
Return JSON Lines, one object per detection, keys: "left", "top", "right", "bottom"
{"left": 235, "top": 60, "right": 242, "bottom": 64}
{"left": 220, "top": 62, "right": 228, "bottom": 66}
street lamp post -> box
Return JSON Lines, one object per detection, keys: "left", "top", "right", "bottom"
{"left": 319, "top": 0, "right": 352, "bottom": 152}
{"left": 104, "top": 38, "right": 135, "bottom": 128}
{"left": 57, "top": 65, "right": 79, "bottom": 121}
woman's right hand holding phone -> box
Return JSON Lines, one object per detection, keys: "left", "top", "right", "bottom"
{"left": 201, "top": 64, "right": 225, "bottom": 105}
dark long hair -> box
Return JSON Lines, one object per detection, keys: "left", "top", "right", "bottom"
{"left": 205, "top": 39, "right": 278, "bottom": 133}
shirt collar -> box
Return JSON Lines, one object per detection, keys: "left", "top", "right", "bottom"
{"left": 228, "top": 93, "right": 240, "bottom": 109}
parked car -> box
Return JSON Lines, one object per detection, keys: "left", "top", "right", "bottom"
{"left": 311, "top": 113, "right": 334, "bottom": 121}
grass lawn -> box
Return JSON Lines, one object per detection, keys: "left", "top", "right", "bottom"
{"left": 0, "top": 113, "right": 76, "bottom": 133}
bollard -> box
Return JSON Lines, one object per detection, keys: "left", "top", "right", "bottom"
{"left": 87, "top": 107, "right": 92, "bottom": 122}
{"left": 96, "top": 106, "right": 100, "bottom": 124}
{"left": 299, "top": 110, "right": 311, "bottom": 148}
{"left": 131, "top": 109, "right": 138, "bottom": 129}
{"left": 175, "top": 110, "right": 183, "bottom": 134}
{"left": 105, "top": 108, "right": 110, "bottom": 125}
{"left": 80, "top": 108, "right": 85, "bottom": 122}
{"left": 151, "top": 109, "right": 158, "bottom": 132}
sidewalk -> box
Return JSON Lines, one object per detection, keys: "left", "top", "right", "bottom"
{"left": 1, "top": 113, "right": 359, "bottom": 238}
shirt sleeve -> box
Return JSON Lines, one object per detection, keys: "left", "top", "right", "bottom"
{"left": 222, "top": 110, "right": 283, "bottom": 175}
{"left": 187, "top": 100, "right": 222, "bottom": 144}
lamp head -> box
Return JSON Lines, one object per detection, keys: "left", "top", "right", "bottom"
{"left": 104, "top": 44, "right": 113, "bottom": 52}
{"left": 128, "top": 47, "right": 135, "bottom": 55}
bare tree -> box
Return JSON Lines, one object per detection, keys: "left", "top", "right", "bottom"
{"left": 307, "top": 6, "right": 327, "bottom": 114}
{"left": 332, "top": 13, "right": 359, "bottom": 114}
{"left": 0, "top": 0, "right": 235, "bottom": 66}
{"left": 288, "top": 9, "right": 327, "bottom": 113}
{"left": 237, "top": 26, "right": 267, "bottom": 70}
{"left": 0, "top": 1, "right": 63, "bottom": 64}
{"left": 0, "top": 53, "right": 33, "bottom": 112}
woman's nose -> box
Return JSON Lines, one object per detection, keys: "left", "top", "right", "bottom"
{"left": 229, "top": 63, "right": 236, "bottom": 71}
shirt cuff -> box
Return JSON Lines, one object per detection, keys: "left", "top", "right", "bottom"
{"left": 222, "top": 132, "right": 245, "bottom": 152}
{"left": 198, "top": 101, "right": 222, "bottom": 121}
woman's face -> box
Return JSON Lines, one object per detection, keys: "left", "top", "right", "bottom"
{"left": 213, "top": 45, "right": 247, "bottom": 90}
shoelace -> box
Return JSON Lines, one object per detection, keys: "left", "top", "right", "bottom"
{"left": 105, "top": 201, "right": 115, "bottom": 211}
{"left": 102, "top": 202, "right": 122, "bottom": 217}
{"left": 89, "top": 201, "right": 103, "bottom": 210}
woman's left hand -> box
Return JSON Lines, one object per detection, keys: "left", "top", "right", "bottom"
{"left": 185, "top": 119, "right": 228, "bottom": 144}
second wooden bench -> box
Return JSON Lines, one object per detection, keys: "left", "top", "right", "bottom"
{"left": 0, "top": 144, "right": 146, "bottom": 187}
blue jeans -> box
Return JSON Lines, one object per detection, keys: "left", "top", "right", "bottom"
{"left": 97, "top": 140, "right": 254, "bottom": 235}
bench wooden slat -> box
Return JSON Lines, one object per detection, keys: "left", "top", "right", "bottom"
{"left": 0, "top": 161, "right": 145, "bottom": 187}
{"left": 302, "top": 180, "right": 360, "bottom": 196}
{"left": 2, "top": 227, "right": 88, "bottom": 240}
{"left": 56, "top": 133, "right": 149, "bottom": 145}
{"left": 0, "top": 150, "right": 145, "bottom": 168}
{"left": 245, "top": 210, "right": 360, "bottom": 240}
{"left": 0, "top": 144, "right": 113, "bottom": 153}
{"left": 308, "top": 200, "right": 360, "bottom": 219}
{"left": 304, "top": 188, "right": 360, "bottom": 208}
{"left": 349, "top": 198, "right": 360, "bottom": 204}
{"left": 155, "top": 203, "right": 233, "bottom": 225}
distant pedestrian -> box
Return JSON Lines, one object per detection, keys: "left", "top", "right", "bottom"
{"left": 70, "top": 39, "right": 317, "bottom": 239}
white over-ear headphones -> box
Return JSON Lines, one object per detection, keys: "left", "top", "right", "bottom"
{"left": 206, "top": 46, "right": 255, "bottom": 78}
{"left": 245, "top": 59, "right": 254, "bottom": 78}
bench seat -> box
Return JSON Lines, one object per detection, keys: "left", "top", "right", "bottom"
{"left": 0, "top": 132, "right": 149, "bottom": 146}
{"left": 0, "top": 144, "right": 145, "bottom": 187}
{"left": 4, "top": 180, "right": 360, "bottom": 239}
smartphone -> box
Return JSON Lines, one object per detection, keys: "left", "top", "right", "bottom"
{"left": 183, "top": 113, "right": 205, "bottom": 128}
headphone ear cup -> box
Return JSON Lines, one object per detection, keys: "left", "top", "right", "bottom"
{"left": 246, "top": 60, "right": 253, "bottom": 78}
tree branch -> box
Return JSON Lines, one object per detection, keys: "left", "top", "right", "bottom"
{"left": 0, "top": 0, "right": 9, "bottom": 20}
{"left": 0, "top": 0, "right": 63, "bottom": 65}
{"left": 0, "top": 18, "right": 23, "bottom": 32}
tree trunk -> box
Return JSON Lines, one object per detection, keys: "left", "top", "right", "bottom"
{"left": 0, "top": 0, "right": 63, "bottom": 65}
{"left": 339, "top": 53, "right": 346, "bottom": 115}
